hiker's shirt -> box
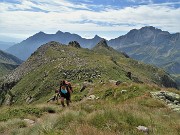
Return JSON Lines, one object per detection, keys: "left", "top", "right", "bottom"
{"left": 61, "top": 88, "right": 68, "bottom": 94}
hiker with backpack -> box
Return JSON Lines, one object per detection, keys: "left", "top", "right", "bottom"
{"left": 59, "top": 80, "right": 73, "bottom": 107}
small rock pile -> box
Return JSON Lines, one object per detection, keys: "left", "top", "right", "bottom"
{"left": 150, "top": 91, "right": 180, "bottom": 112}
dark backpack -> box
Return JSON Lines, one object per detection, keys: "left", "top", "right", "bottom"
{"left": 59, "top": 81, "right": 73, "bottom": 93}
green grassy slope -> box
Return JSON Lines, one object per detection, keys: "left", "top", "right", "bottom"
{"left": 0, "top": 41, "right": 177, "bottom": 105}
{"left": 0, "top": 83, "right": 179, "bottom": 135}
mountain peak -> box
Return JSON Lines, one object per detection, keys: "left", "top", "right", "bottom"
{"left": 56, "top": 30, "right": 63, "bottom": 35}
{"left": 141, "top": 26, "right": 156, "bottom": 30}
{"left": 32, "top": 31, "right": 46, "bottom": 38}
{"left": 95, "top": 39, "right": 109, "bottom": 48}
{"left": 93, "top": 35, "right": 101, "bottom": 39}
{"left": 35, "top": 31, "right": 46, "bottom": 35}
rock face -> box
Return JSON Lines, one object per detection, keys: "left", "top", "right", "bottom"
{"left": 151, "top": 91, "right": 180, "bottom": 112}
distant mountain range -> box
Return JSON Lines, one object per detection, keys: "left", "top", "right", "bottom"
{"left": 0, "top": 50, "right": 23, "bottom": 76}
{"left": 0, "top": 41, "right": 15, "bottom": 50}
{"left": 6, "top": 31, "right": 103, "bottom": 60}
{"left": 6, "top": 26, "right": 180, "bottom": 76}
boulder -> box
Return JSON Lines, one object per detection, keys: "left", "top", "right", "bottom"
{"left": 87, "top": 95, "right": 96, "bottom": 100}
{"left": 121, "top": 90, "right": 127, "bottom": 94}
{"left": 136, "top": 126, "right": 149, "bottom": 134}
{"left": 24, "top": 119, "right": 35, "bottom": 125}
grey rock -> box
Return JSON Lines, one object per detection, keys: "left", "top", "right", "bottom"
{"left": 121, "top": 90, "right": 127, "bottom": 94}
{"left": 174, "top": 100, "right": 179, "bottom": 105}
{"left": 87, "top": 95, "right": 96, "bottom": 100}
{"left": 150, "top": 91, "right": 180, "bottom": 112}
{"left": 24, "top": 119, "right": 35, "bottom": 125}
{"left": 136, "top": 126, "right": 149, "bottom": 134}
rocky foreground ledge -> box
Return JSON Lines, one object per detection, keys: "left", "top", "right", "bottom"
{"left": 151, "top": 91, "right": 180, "bottom": 112}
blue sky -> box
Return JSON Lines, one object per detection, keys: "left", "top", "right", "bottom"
{"left": 0, "top": 0, "right": 180, "bottom": 42}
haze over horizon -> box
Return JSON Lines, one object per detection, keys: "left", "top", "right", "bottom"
{"left": 0, "top": 0, "right": 180, "bottom": 42}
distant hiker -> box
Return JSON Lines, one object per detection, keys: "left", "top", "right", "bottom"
{"left": 59, "top": 80, "right": 72, "bottom": 107}
{"left": 47, "top": 90, "right": 59, "bottom": 103}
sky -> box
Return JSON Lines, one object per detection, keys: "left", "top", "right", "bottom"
{"left": 0, "top": 0, "right": 180, "bottom": 42}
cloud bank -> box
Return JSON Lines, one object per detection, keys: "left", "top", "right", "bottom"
{"left": 0, "top": 0, "right": 179, "bottom": 41}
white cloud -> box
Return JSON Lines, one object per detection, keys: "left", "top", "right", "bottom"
{"left": 0, "top": 0, "right": 179, "bottom": 41}
{"left": 127, "top": 0, "right": 153, "bottom": 4}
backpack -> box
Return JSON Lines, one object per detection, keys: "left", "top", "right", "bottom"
{"left": 65, "top": 81, "right": 73, "bottom": 92}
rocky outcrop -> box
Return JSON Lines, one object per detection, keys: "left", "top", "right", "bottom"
{"left": 95, "top": 39, "right": 109, "bottom": 48}
{"left": 0, "top": 81, "right": 17, "bottom": 105}
{"left": 151, "top": 91, "right": 180, "bottom": 112}
{"left": 68, "top": 41, "right": 81, "bottom": 48}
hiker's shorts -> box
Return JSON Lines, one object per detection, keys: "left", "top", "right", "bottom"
{"left": 60, "top": 92, "right": 70, "bottom": 100}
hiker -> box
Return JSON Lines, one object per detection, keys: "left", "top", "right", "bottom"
{"left": 47, "top": 90, "right": 59, "bottom": 103}
{"left": 59, "top": 80, "right": 72, "bottom": 107}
